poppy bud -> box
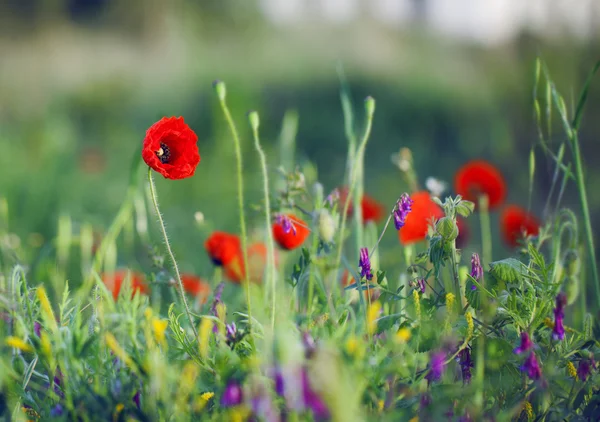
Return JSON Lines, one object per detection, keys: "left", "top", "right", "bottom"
{"left": 318, "top": 209, "right": 336, "bottom": 243}
{"left": 248, "top": 111, "right": 260, "bottom": 131}
{"left": 213, "top": 80, "right": 226, "bottom": 101}
{"left": 564, "top": 276, "right": 579, "bottom": 306}
{"left": 436, "top": 217, "right": 459, "bottom": 241}
{"left": 365, "top": 96, "right": 376, "bottom": 118}
{"left": 563, "top": 249, "right": 580, "bottom": 278}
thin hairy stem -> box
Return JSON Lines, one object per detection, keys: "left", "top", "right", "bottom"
{"left": 249, "top": 112, "right": 278, "bottom": 330}
{"left": 147, "top": 168, "right": 198, "bottom": 338}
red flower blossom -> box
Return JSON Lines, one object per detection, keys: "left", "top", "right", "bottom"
{"left": 398, "top": 191, "right": 444, "bottom": 245}
{"left": 225, "top": 242, "right": 277, "bottom": 284}
{"left": 273, "top": 214, "right": 310, "bottom": 250}
{"left": 339, "top": 188, "right": 385, "bottom": 224}
{"left": 142, "top": 116, "right": 200, "bottom": 180}
{"left": 454, "top": 160, "right": 506, "bottom": 210}
{"left": 101, "top": 270, "right": 149, "bottom": 301}
{"left": 205, "top": 232, "right": 242, "bottom": 267}
{"left": 501, "top": 205, "right": 540, "bottom": 247}
{"left": 181, "top": 274, "right": 211, "bottom": 304}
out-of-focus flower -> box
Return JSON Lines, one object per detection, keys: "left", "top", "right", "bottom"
{"left": 458, "top": 348, "right": 473, "bottom": 384}
{"left": 521, "top": 352, "right": 542, "bottom": 381}
{"left": 205, "top": 232, "right": 242, "bottom": 267}
{"left": 302, "top": 332, "right": 316, "bottom": 358}
{"left": 398, "top": 191, "right": 444, "bottom": 245}
{"left": 226, "top": 322, "right": 238, "bottom": 345}
{"left": 425, "top": 351, "right": 447, "bottom": 384}
{"left": 454, "top": 160, "right": 506, "bottom": 210}
{"left": 470, "top": 253, "right": 483, "bottom": 290}
{"left": 566, "top": 362, "right": 577, "bottom": 379}
{"left": 394, "top": 193, "right": 413, "bottom": 230}
{"left": 324, "top": 189, "right": 339, "bottom": 207}
{"left": 50, "top": 404, "right": 64, "bottom": 417}
{"left": 273, "top": 214, "right": 310, "bottom": 250}
{"left": 552, "top": 293, "right": 567, "bottom": 341}
{"left": 221, "top": 382, "right": 244, "bottom": 407}
{"left": 513, "top": 332, "right": 534, "bottom": 355}
{"left": 500, "top": 205, "right": 540, "bottom": 248}
{"left": 339, "top": 188, "right": 385, "bottom": 224}
{"left": 142, "top": 116, "right": 200, "bottom": 180}
{"left": 425, "top": 177, "right": 448, "bottom": 198}
{"left": 101, "top": 270, "right": 149, "bottom": 301}
{"left": 577, "top": 357, "right": 597, "bottom": 381}
{"left": 181, "top": 274, "right": 211, "bottom": 304}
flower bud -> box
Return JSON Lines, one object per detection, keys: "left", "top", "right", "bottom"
{"left": 248, "top": 111, "right": 260, "bottom": 131}
{"left": 436, "top": 217, "right": 459, "bottom": 241}
{"left": 213, "top": 80, "right": 226, "bottom": 101}
{"left": 365, "top": 96, "right": 376, "bottom": 118}
{"left": 564, "top": 275, "right": 579, "bottom": 306}
{"left": 318, "top": 209, "right": 336, "bottom": 243}
{"left": 563, "top": 249, "right": 580, "bottom": 278}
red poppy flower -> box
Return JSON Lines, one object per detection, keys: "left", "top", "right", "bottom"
{"left": 454, "top": 160, "right": 506, "bottom": 210}
{"left": 500, "top": 205, "right": 540, "bottom": 247}
{"left": 339, "top": 187, "right": 385, "bottom": 224}
{"left": 142, "top": 116, "right": 200, "bottom": 180}
{"left": 101, "top": 270, "right": 149, "bottom": 300}
{"left": 205, "top": 232, "right": 242, "bottom": 267}
{"left": 181, "top": 274, "right": 211, "bottom": 304}
{"left": 225, "top": 242, "right": 277, "bottom": 284}
{"left": 398, "top": 191, "right": 444, "bottom": 245}
{"left": 456, "top": 218, "right": 470, "bottom": 249}
{"left": 273, "top": 214, "right": 310, "bottom": 250}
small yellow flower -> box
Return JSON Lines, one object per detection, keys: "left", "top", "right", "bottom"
{"left": 37, "top": 287, "right": 58, "bottom": 333}
{"left": 152, "top": 318, "right": 169, "bottom": 346}
{"left": 229, "top": 405, "right": 251, "bottom": 422}
{"left": 445, "top": 293, "right": 456, "bottom": 314}
{"left": 345, "top": 335, "right": 363, "bottom": 359}
{"left": 395, "top": 327, "right": 411, "bottom": 343}
{"left": 40, "top": 332, "right": 52, "bottom": 357}
{"left": 413, "top": 290, "right": 421, "bottom": 323}
{"left": 523, "top": 400, "right": 533, "bottom": 420}
{"left": 144, "top": 308, "right": 153, "bottom": 320}
{"left": 201, "top": 392, "right": 214, "bottom": 401}
{"left": 194, "top": 392, "right": 214, "bottom": 412}
{"left": 465, "top": 311, "right": 474, "bottom": 341}
{"left": 105, "top": 333, "right": 135, "bottom": 369}
{"left": 408, "top": 416, "right": 419, "bottom": 422}
{"left": 367, "top": 301, "right": 382, "bottom": 335}
{"left": 567, "top": 361, "right": 577, "bottom": 379}
{"left": 113, "top": 403, "right": 125, "bottom": 422}
{"left": 377, "top": 399, "right": 384, "bottom": 412}
{"left": 544, "top": 317, "right": 554, "bottom": 329}
{"left": 6, "top": 336, "right": 33, "bottom": 353}
{"left": 199, "top": 317, "right": 213, "bottom": 359}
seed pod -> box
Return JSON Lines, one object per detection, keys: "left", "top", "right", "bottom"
{"left": 318, "top": 209, "right": 336, "bottom": 243}
{"left": 563, "top": 249, "right": 580, "bottom": 278}
{"left": 564, "top": 275, "right": 580, "bottom": 306}
{"left": 436, "top": 217, "right": 459, "bottom": 241}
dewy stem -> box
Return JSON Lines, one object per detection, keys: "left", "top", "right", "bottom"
{"left": 147, "top": 168, "right": 198, "bottom": 338}
{"left": 215, "top": 82, "right": 253, "bottom": 326}
{"left": 571, "top": 132, "right": 600, "bottom": 305}
{"left": 249, "top": 112, "right": 277, "bottom": 330}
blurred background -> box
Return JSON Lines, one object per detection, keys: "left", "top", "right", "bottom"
{"left": 1, "top": 0, "right": 600, "bottom": 279}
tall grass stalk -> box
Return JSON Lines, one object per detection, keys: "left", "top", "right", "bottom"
{"left": 147, "top": 168, "right": 198, "bottom": 338}
{"left": 248, "top": 111, "right": 278, "bottom": 330}
{"left": 214, "top": 81, "right": 253, "bottom": 327}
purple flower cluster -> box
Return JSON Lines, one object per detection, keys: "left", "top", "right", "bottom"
{"left": 513, "top": 332, "right": 534, "bottom": 355}
{"left": 359, "top": 247, "right": 373, "bottom": 281}
{"left": 394, "top": 193, "right": 413, "bottom": 230}
{"left": 521, "top": 352, "right": 542, "bottom": 380}
{"left": 276, "top": 214, "right": 297, "bottom": 235}
{"left": 221, "top": 381, "right": 244, "bottom": 407}
{"left": 552, "top": 293, "right": 567, "bottom": 341}
{"left": 275, "top": 367, "right": 330, "bottom": 421}
{"left": 417, "top": 278, "right": 426, "bottom": 294}
{"left": 425, "top": 351, "right": 447, "bottom": 384}
{"left": 470, "top": 253, "right": 483, "bottom": 290}
{"left": 458, "top": 348, "right": 473, "bottom": 384}
{"left": 577, "top": 357, "right": 597, "bottom": 381}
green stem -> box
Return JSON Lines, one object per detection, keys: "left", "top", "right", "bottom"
{"left": 147, "top": 168, "right": 198, "bottom": 338}
{"left": 479, "top": 195, "right": 492, "bottom": 266}
{"left": 215, "top": 83, "right": 253, "bottom": 326}
{"left": 475, "top": 197, "right": 490, "bottom": 411}
{"left": 306, "top": 228, "right": 320, "bottom": 317}
{"left": 572, "top": 132, "right": 600, "bottom": 305}
{"left": 249, "top": 112, "right": 277, "bottom": 330}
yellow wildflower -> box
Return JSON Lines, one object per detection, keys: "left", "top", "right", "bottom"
{"left": 37, "top": 287, "right": 58, "bottom": 333}
{"left": 413, "top": 290, "right": 421, "bottom": 323}
{"left": 409, "top": 417, "right": 419, "bottom": 422}
{"left": 229, "top": 405, "right": 251, "bottom": 422}
{"left": 194, "top": 392, "right": 214, "bottom": 412}
{"left": 367, "top": 301, "right": 382, "bottom": 335}
{"left": 395, "top": 327, "right": 411, "bottom": 343}
{"left": 567, "top": 361, "right": 577, "bottom": 379}
{"left": 152, "top": 318, "right": 169, "bottom": 346}
{"left": 446, "top": 293, "right": 456, "bottom": 314}
{"left": 345, "top": 335, "right": 363, "bottom": 359}
{"left": 377, "top": 399, "right": 384, "bottom": 412}
{"left": 465, "top": 311, "right": 474, "bottom": 341}
{"left": 199, "top": 317, "right": 213, "bottom": 359}
{"left": 113, "top": 403, "right": 125, "bottom": 422}
{"left": 105, "top": 333, "right": 135, "bottom": 369}
{"left": 544, "top": 317, "right": 554, "bottom": 329}
{"left": 6, "top": 336, "right": 33, "bottom": 353}
{"left": 523, "top": 400, "right": 533, "bottom": 420}
{"left": 40, "top": 331, "right": 52, "bottom": 357}
{"left": 144, "top": 308, "right": 153, "bottom": 320}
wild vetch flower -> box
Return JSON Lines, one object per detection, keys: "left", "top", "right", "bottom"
{"left": 394, "top": 193, "right": 413, "bottom": 230}
{"left": 133, "top": 390, "right": 141, "bottom": 410}
{"left": 142, "top": 116, "right": 200, "bottom": 180}
{"left": 221, "top": 382, "right": 244, "bottom": 407}
{"left": 273, "top": 214, "right": 310, "bottom": 250}
{"left": 425, "top": 351, "right": 447, "bottom": 384}
{"left": 416, "top": 278, "right": 426, "bottom": 293}
{"left": 521, "top": 352, "right": 542, "bottom": 380}
{"left": 458, "top": 348, "right": 474, "bottom": 384}
{"left": 398, "top": 191, "right": 444, "bottom": 245}
{"left": 454, "top": 160, "right": 506, "bottom": 210}
{"left": 470, "top": 253, "right": 483, "bottom": 290}
{"left": 577, "top": 357, "right": 597, "bottom": 381}
{"left": 50, "top": 404, "right": 64, "bottom": 417}
{"left": 274, "top": 367, "right": 329, "bottom": 420}
{"left": 552, "top": 293, "right": 567, "bottom": 341}
{"left": 325, "top": 189, "right": 339, "bottom": 207}
{"left": 34, "top": 321, "right": 41, "bottom": 338}
{"left": 225, "top": 322, "right": 238, "bottom": 345}
{"left": 210, "top": 282, "right": 225, "bottom": 333}
{"left": 513, "top": 332, "right": 534, "bottom": 355}
{"left": 359, "top": 247, "right": 373, "bottom": 280}
{"left": 500, "top": 205, "right": 540, "bottom": 248}
{"left": 301, "top": 368, "right": 330, "bottom": 421}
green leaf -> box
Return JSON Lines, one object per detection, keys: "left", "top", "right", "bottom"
{"left": 489, "top": 258, "right": 528, "bottom": 284}
{"left": 455, "top": 200, "right": 475, "bottom": 218}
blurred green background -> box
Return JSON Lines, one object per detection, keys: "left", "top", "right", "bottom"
{"left": 1, "top": 0, "right": 600, "bottom": 282}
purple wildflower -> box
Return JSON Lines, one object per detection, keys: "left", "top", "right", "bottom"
{"left": 420, "top": 393, "right": 432, "bottom": 408}
{"left": 325, "top": 189, "right": 339, "bottom": 207}
{"left": 50, "top": 404, "right": 64, "bottom": 417}
{"left": 458, "top": 348, "right": 473, "bottom": 384}
{"left": 359, "top": 247, "right": 373, "bottom": 281}
{"left": 274, "top": 367, "right": 329, "bottom": 421}
{"left": 133, "top": 390, "right": 141, "bottom": 409}
{"left": 221, "top": 381, "right": 244, "bottom": 407}
{"left": 552, "top": 293, "right": 567, "bottom": 341}
{"left": 470, "top": 253, "right": 483, "bottom": 290}
{"left": 34, "top": 321, "right": 42, "bottom": 338}
{"left": 513, "top": 332, "right": 534, "bottom": 355}
{"left": 276, "top": 214, "right": 297, "bottom": 236}
{"left": 425, "top": 351, "right": 447, "bottom": 384}
{"left": 394, "top": 193, "right": 413, "bottom": 230}
{"left": 302, "top": 332, "right": 316, "bottom": 359}
{"left": 226, "top": 322, "right": 238, "bottom": 345}
{"left": 210, "top": 282, "right": 225, "bottom": 333}
{"left": 577, "top": 357, "right": 597, "bottom": 381}
{"left": 301, "top": 369, "right": 330, "bottom": 421}
{"left": 520, "top": 352, "right": 542, "bottom": 380}
{"left": 417, "top": 278, "right": 426, "bottom": 294}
